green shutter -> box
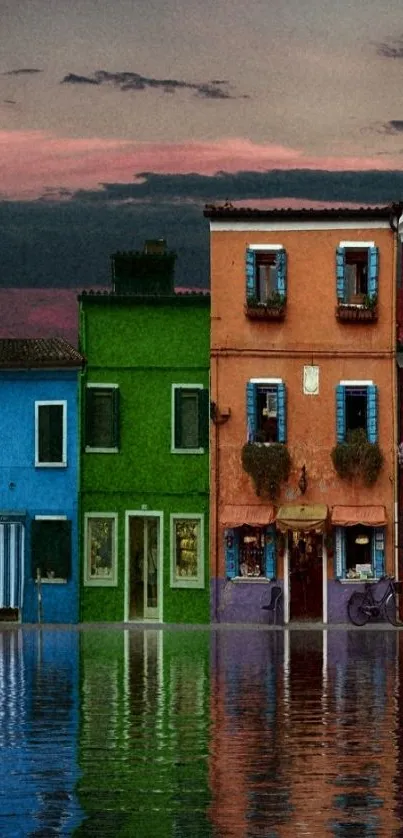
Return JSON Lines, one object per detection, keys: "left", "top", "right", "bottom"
{"left": 31, "top": 520, "right": 72, "bottom": 580}
{"left": 112, "top": 388, "right": 120, "bottom": 448}
{"left": 174, "top": 387, "right": 183, "bottom": 448}
{"left": 85, "top": 388, "right": 95, "bottom": 447}
{"left": 198, "top": 388, "right": 210, "bottom": 449}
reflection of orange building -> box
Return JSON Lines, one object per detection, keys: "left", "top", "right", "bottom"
{"left": 209, "top": 629, "right": 400, "bottom": 836}
{"left": 205, "top": 204, "right": 401, "bottom": 624}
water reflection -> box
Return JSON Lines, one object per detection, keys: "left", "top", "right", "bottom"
{"left": 0, "top": 627, "right": 403, "bottom": 836}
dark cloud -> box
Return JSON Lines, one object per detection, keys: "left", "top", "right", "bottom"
{"left": 2, "top": 68, "right": 42, "bottom": 75}
{"left": 1, "top": 169, "right": 403, "bottom": 292}
{"left": 375, "top": 37, "right": 403, "bottom": 59}
{"left": 60, "top": 70, "right": 244, "bottom": 100}
{"left": 383, "top": 120, "right": 403, "bottom": 134}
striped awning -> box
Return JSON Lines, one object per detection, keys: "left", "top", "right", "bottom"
{"left": 220, "top": 505, "right": 276, "bottom": 528}
{"left": 0, "top": 522, "right": 25, "bottom": 609}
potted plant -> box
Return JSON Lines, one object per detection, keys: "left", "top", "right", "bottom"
{"left": 241, "top": 442, "right": 291, "bottom": 498}
{"left": 245, "top": 292, "right": 287, "bottom": 321}
{"left": 336, "top": 294, "right": 378, "bottom": 322}
{"left": 331, "top": 427, "right": 383, "bottom": 485}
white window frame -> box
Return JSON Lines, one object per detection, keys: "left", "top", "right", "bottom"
{"left": 85, "top": 383, "right": 119, "bottom": 453}
{"left": 170, "top": 513, "right": 204, "bottom": 589}
{"left": 33, "top": 514, "right": 68, "bottom": 583}
{"left": 35, "top": 400, "right": 67, "bottom": 468}
{"left": 84, "top": 512, "right": 118, "bottom": 587}
{"left": 171, "top": 384, "right": 205, "bottom": 455}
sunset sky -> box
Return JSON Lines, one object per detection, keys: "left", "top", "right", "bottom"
{"left": 2, "top": 0, "right": 403, "bottom": 337}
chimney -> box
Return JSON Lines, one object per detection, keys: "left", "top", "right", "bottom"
{"left": 111, "top": 239, "right": 176, "bottom": 295}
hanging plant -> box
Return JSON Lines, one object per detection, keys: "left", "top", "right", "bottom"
{"left": 331, "top": 428, "right": 383, "bottom": 486}
{"left": 241, "top": 442, "right": 292, "bottom": 499}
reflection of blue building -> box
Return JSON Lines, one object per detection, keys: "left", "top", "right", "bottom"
{"left": 0, "top": 629, "right": 82, "bottom": 834}
{"left": 0, "top": 339, "right": 84, "bottom": 623}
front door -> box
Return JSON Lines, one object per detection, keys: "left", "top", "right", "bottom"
{"left": 289, "top": 530, "right": 323, "bottom": 621}
{"left": 128, "top": 516, "right": 160, "bottom": 621}
{"left": 0, "top": 521, "right": 24, "bottom": 618}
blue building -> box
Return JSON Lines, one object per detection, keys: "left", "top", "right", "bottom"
{"left": 0, "top": 339, "right": 85, "bottom": 623}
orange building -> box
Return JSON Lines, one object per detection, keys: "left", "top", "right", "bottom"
{"left": 205, "top": 204, "right": 402, "bottom": 624}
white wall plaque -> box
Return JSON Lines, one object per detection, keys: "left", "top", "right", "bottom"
{"left": 303, "top": 366, "right": 319, "bottom": 395}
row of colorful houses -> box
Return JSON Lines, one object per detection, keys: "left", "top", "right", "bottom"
{"left": 2, "top": 202, "right": 403, "bottom": 625}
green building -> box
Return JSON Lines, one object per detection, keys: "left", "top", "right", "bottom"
{"left": 78, "top": 240, "right": 210, "bottom": 623}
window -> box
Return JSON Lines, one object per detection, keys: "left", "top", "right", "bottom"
{"left": 336, "top": 382, "right": 378, "bottom": 443}
{"left": 246, "top": 245, "right": 287, "bottom": 304}
{"left": 172, "top": 385, "right": 209, "bottom": 452}
{"left": 246, "top": 379, "right": 286, "bottom": 443}
{"left": 85, "top": 385, "right": 119, "bottom": 451}
{"left": 335, "top": 526, "right": 385, "bottom": 580}
{"left": 225, "top": 525, "right": 277, "bottom": 579}
{"left": 170, "top": 514, "right": 204, "bottom": 588}
{"left": 84, "top": 513, "right": 118, "bottom": 586}
{"left": 35, "top": 401, "right": 67, "bottom": 467}
{"left": 336, "top": 243, "right": 378, "bottom": 305}
{"left": 31, "top": 517, "right": 71, "bottom": 581}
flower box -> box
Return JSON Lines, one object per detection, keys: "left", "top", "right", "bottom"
{"left": 336, "top": 304, "right": 378, "bottom": 323}
{"left": 245, "top": 304, "right": 286, "bottom": 321}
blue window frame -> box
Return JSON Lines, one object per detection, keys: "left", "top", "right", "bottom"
{"left": 336, "top": 245, "right": 378, "bottom": 304}
{"left": 336, "top": 383, "right": 378, "bottom": 443}
{"left": 334, "top": 526, "right": 385, "bottom": 580}
{"left": 246, "top": 248, "right": 287, "bottom": 303}
{"left": 225, "top": 525, "right": 277, "bottom": 579}
{"left": 246, "top": 381, "right": 287, "bottom": 443}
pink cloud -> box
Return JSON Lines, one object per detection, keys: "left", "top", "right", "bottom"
{"left": 0, "top": 131, "right": 401, "bottom": 199}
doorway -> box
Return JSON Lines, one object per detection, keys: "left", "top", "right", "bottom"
{"left": 127, "top": 514, "right": 161, "bottom": 621}
{"left": 289, "top": 530, "right": 323, "bottom": 621}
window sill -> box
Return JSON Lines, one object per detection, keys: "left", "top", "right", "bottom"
{"left": 231, "top": 576, "right": 271, "bottom": 583}
{"left": 245, "top": 304, "right": 286, "bottom": 322}
{"left": 171, "top": 448, "right": 205, "bottom": 455}
{"left": 38, "top": 578, "right": 67, "bottom": 584}
{"left": 84, "top": 579, "right": 117, "bottom": 587}
{"left": 85, "top": 447, "right": 119, "bottom": 454}
{"left": 336, "top": 304, "right": 378, "bottom": 323}
{"left": 35, "top": 462, "right": 67, "bottom": 468}
{"left": 337, "top": 578, "right": 378, "bottom": 584}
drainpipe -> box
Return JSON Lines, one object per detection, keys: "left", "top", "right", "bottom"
{"left": 390, "top": 206, "right": 403, "bottom": 581}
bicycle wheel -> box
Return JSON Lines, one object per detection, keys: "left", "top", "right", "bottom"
{"left": 347, "top": 592, "right": 370, "bottom": 626}
{"left": 384, "top": 593, "right": 399, "bottom": 626}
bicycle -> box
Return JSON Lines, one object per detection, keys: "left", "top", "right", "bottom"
{"left": 347, "top": 575, "right": 402, "bottom": 626}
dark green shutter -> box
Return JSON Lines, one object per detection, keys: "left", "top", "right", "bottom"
{"left": 198, "top": 388, "right": 210, "bottom": 449}
{"left": 85, "top": 388, "right": 95, "bottom": 447}
{"left": 174, "top": 388, "right": 183, "bottom": 448}
{"left": 112, "top": 388, "right": 120, "bottom": 448}
{"left": 31, "top": 520, "right": 72, "bottom": 580}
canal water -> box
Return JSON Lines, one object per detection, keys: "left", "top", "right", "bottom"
{"left": 0, "top": 626, "right": 402, "bottom": 837}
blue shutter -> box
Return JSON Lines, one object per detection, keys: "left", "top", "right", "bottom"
{"left": 277, "top": 383, "right": 287, "bottom": 443}
{"left": 276, "top": 249, "right": 287, "bottom": 296}
{"left": 336, "top": 247, "right": 346, "bottom": 302}
{"left": 367, "top": 246, "right": 379, "bottom": 301}
{"left": 246, "top": 381, "right": 257, "bottom": 442}
{"left": 334, "top": 527, "right": 346, "bottom": 580}
{"left": 225, "top": 529, "right": 240, "bottom": 579}
{"left": 246, "top": 248, "right": 256, "bottom": 300}
{"left": 264, "top": 525, "right": 277, "bottom": 579}
{"left": 336, "top": 385, "right": 346, "bottom": 443}
{"left": 372, "top": 527, "right": 385, "bottom": 578}
{"left": 366, "top": 385, "right": 378, "bottom": 443}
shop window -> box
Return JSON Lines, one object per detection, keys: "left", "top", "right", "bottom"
{"left": 336, "top": 383, "right": 378, "bottom": 443}
{"left": 31, "top": 518, "right": 71, "bottom": 581}
{"left": 84, "top": 513, "right": 118, "bottom": 586}
{"left": 246, "top": 380, "right": 286, "bottom": 443}
{"left": 85, "top": 385, "right": 120, "bottom": 451}
{"left": 170, "top": 514, "right": 204, "bottom": 588}
{"left": 334, "top": 526, "right": 385, "bottom": 580}
{"left": 225, "top": 525, "right": 277, "bottom": 579}
{"left": 172, "top": 385, "right": 209, "bottom": 452}
{"left": 35, "top": 401, "right": 67, "bottom": 467}
{"left": 336, "top": 244, "right": 378, "bottom": 305}
{"left": 246, "top": 246, "right": 287, "bottom": 303}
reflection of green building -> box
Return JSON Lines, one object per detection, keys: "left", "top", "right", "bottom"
{"left": 74, "top": 629, "right": 212, "bottom": 837}
{"left": 79, "top": 239, "right": 210, "bottom": 623}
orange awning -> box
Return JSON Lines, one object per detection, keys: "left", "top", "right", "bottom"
{"left": 220, "top": 504, "right": 276, "bottom": 528}
{"left": 331, "top": 505, "right": 387, "bottom": 527}
{"left": 276, "top": 504, "right": 328, "bottom": 532}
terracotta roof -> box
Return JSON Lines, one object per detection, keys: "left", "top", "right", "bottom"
{"left": 0, "top": 338, "right": 85, "bottom": 369}
{"left": 203, "top": 203, "right": 401, "bottom": 221}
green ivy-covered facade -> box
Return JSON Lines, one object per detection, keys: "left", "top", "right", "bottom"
{"left": 78, "top": 278, "right": 210, "bottom": 624}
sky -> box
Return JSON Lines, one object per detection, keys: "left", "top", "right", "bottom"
{"left": 2, "top": 0, "right": 403, "bottom": 338}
